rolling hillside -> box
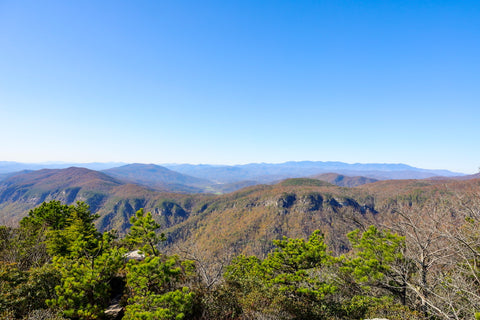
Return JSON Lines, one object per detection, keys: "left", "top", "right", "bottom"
{"left": 428, "top": 172, "right": 480, "bottom": 181}
{"left": 1, "top": 164, "right": 478, "bottom": 263}
{"left": 102, "top": 163, "right": 214, "bottom": 193}
{"left": 162, "top": 177, "right": 480, "bottom": 262}
{"left": 162, "top": 179, "right": 378, "bottom": 260}
{"left": 311, "top": 173, "right": 378, "bottom": 187}
{"left": 0, "top": 167, "right": 214, "bottom": 233}
{"left": 0, "top": 167, "right": 125, "bottom": 224}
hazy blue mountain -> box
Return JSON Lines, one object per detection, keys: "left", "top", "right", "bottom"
{"left": 2, "top": 161, "right": 463, "bottom": 181}
{"left": 164, "top": 161, "right": 464, "bottom": 183}
{"left": 102, "top": 163, "right": 215, "bottom": 193}
{"left": 0, "top": 163, "right": 474, "bottom": 236}
{"left": 0, "top": 161, "right": 125, "bottom": 174}
{"left": 428, "top": 172, "right": 480, "bottom": 181}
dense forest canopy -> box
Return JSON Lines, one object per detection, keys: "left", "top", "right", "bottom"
{"left": 1, "top": 181, "right": 480, "bottom": 320}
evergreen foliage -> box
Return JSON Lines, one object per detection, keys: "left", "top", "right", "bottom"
{"left": 125, "top": 208, "right": 165, "bottom": 256}
{"left": 124, "top": 256, "right": 195, "bottom": 320}
{"left": 344, "top": 225, "right": 405, "bottom": 283}
{"left": 225, "top": 231, "right": 340, "bottom": 319}
{"left": 1, "top": 197, "right": 480, "bottom": 319}
{"left": 123, "top": 208, "right": 195, "bottom": 320}
{"left": 46, "top": 238, "right": 124, "bottom": 319}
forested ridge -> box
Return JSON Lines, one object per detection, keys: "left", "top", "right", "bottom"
{"left": 0, "top": 164, "right": 468, "bottom": 231}
{"left": 0, "top": 179, "right": 480, "bottom": 319}
{"left": 1, "top": 178, "right": 480, "bottom": 319}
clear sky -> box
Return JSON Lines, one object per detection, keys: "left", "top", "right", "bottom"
{"left": 0, "top": 0, "right": 479, "bottom": 173}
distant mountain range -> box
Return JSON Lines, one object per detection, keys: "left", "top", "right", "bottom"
{"left": 102, "top": 163, "right": 213, "bottom": 193}
{"left": 0, "top": 161, "right": 125, "bottom": 174}
{"left": 0, "top": 162, "right": 478, "bottom": 254}
{"left": 0, "top": 161, "right": 466, "bottom": 188}
{"left": 163, "top": 161, "right": 464, "bottom": 182}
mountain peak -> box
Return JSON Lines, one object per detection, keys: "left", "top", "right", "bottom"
{"left": 102, "top": 163, "right": 212, "bottom": 193}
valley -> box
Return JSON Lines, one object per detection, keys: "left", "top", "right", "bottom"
{"left": 0, "top": 161, "right": 475, "bottom": 259}
{"left": 1, "top": 161, "right": 479, "bottom": 319}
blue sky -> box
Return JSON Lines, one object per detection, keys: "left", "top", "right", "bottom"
{"left": 0, "top": 0, "right": 479, "bottom": 173}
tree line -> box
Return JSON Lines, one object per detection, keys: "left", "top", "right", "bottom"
{"left": 0, "top": 192, "right": 480, "bottom": 319}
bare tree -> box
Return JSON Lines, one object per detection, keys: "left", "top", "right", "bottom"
{"left": 386, "top": 197, "right": 462, "bottom": 319}
{"left": 440, "top": 185, "right": 480, "bottom": 317}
